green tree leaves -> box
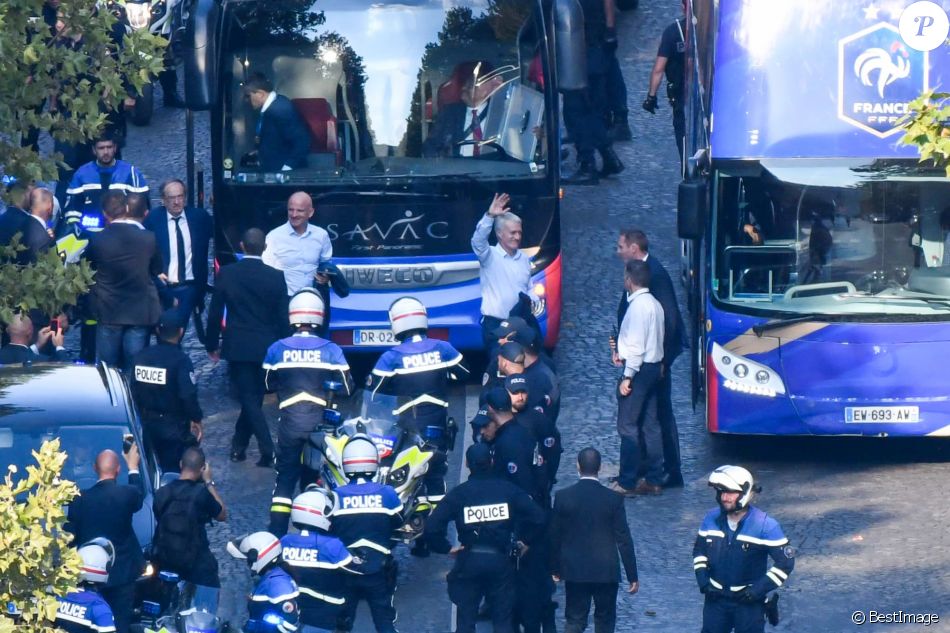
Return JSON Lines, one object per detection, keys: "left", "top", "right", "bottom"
{"left": 899, "top": 90, "right": 950, "bottom": 177}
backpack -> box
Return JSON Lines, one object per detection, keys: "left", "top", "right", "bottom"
{"left": 153, "top": 483, "right": 203, "bottom": 574}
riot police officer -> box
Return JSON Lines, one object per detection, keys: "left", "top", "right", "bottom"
{"left": 424, "top": 443, "right": 546, "bottom": 633}
{"left": 280, "top": 488, "right": 356, "bottom": 633}
{"left": 264, "top": 289, "right": 353, "bottom": 536}
{"left": 131, "top": 310, "right": 202, "bottom": 472}
{"left": 369, "top": 296, "right": 468, "bottom": 554}
{"left": 695, "top": 466, "right": 794, "bottom": 633}
{"left": 227, "top": 532, "right": 300, "bottom": 633}
{"left": 56, "top": 539, "right": 117, "bottom": 633}
{"left": 331, "top": 436, "right": 403, "bottom": 633}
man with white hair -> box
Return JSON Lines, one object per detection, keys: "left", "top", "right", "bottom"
{"left": 471, "top": 192, "right": 537, "bottom": 353}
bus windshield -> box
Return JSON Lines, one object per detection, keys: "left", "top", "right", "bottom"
{"left": 712, "top": 160, "right": 950, "bottom": 318}
{"left": 221, "top": 0, "right": 550, "bottom": 186}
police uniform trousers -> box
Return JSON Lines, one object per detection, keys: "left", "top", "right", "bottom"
{"left": 562, "top": 46, "right": 610, "bottom": 163}
{"left": 269, "top": 404, "right": 323, "bottom": 535}
{"left": 702, "top": 596, "right": 765, "bottom": 633}
{"left": 143, "top": 413, "right": 195, "bottom": 473}
{"left": 616, "top": 362, "right": 663, "bottom": 489}
{"left": 515, "top": 535, "right": 556, "bottom": 633}
{"left": 448, "top": 550, "right": 516, "bottom": 633}
{"left": 100, "top": 583, "right": 136, "bottom": 633}
{"left": 339, "top": 564, "right": 398, "bottom": 633}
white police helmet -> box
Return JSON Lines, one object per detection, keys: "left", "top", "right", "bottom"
{"left": 78, "top": 538, "right": 115, "bottom": 584}
{"left": 342, "top": 434, "right": 380, "bottom": 479}
{"left": 290, "top": 488, "right": 334, "bottom": 531}
{"left": 389, "top": 297, "right": 427, "bottom": 339}
{"left": 226, "top": 531, "right": 282, "bottom": 574}
{"left": 708, "top": 465, "right": 758, "bottom": 511}
{"left": 289, "top": 288, "right": 326, "bottom": 328}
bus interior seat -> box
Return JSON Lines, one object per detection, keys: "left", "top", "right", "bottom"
{"left": 292, "top": 98, "right": 341, "bottom": 166}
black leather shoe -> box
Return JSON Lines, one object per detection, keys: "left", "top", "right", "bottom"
{"left": 256, "top": 455, "right": 275, "bottom": 468}
{"left": 230, "top": 450, "right": 246, "bottom": 463}
{"left": 599, "top": 147, "right": 625, "bottom": 177}
{"left": 563, "top": 161, "right": 599, "bottom": 185}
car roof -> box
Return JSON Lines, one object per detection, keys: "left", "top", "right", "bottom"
{"left": 0, "top": 364, "right": 132, "bottom": 427}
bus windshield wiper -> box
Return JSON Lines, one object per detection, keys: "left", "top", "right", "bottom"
{"left": 752, "top": 313, "right": 826, "bottom": 337}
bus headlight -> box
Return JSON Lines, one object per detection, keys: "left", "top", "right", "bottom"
{"left": 712, "top": 342, "right": 785, "bottom": 398}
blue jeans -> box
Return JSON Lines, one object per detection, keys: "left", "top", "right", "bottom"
{"left": 96, "top": 325, "right": 149, "bottom": 371}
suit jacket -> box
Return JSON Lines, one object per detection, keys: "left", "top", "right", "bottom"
{"left": 143, "top": 206, "right": 213, "bottom": 293}
{"left": 423, "top": 102, "right": 469, "bottom": 157}
{"left": 550, "top": 478, "right": 638, "bottom": 584}
{"left": 258, "top": 94, "right": 310, "bottom": 172}
{"left": 0, "top": 343, "right": 67, "bottom": 364}
{"left": 206, "top": 257, "right": 289, "bottom": 363}
{"left": 66, "top": 475, "right": 146, "bottom": 586}
{"left": 84, "top": 222, "right": 163, "bottom": 326}
{"left": 20, "top": 215, "right": 53, "bottom": 264}
{"left": 618, "top": 254, "right": 687, "bottom": 364}
{"left": 0, "top": 207, "right": 32, "bottom": 254}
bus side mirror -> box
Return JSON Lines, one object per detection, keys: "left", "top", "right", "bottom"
{"left": 554, "top": 0, "right": 587, "bottom": 92}
{"left": 678, "top": 180, "right": 707, "bottom": 240}
{"left": 181, "top": 0, "right": 220, "bottom": 110}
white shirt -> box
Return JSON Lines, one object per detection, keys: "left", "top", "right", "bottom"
{"left": 167, "top": 212, "right": 194, "bottom": 283}
{"left": 112, "top": 219, "right": 145, "bottom": 230}
{"left": 263, "top": 221, "right": 333, "bottom": 295}
{"left": 617, "top": 288, "right": 664, "bottom": 377}
{"left": 460, "top": 101, "right": 489, "bottom": 158}
{"left": 471, "top": 213, "right": 533, "bottom": 319}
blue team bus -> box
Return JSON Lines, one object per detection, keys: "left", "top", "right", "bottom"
{"left": 179, "top": 0, "right": 586, "bottom": 351}
{"left": 679, "top": 0, "right": 950, "bottom": 436}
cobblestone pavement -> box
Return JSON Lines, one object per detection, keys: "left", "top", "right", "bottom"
{"left": 120, "top": 1, "right": 950, "bottom": 631}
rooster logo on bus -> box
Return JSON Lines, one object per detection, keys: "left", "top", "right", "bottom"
{"left": 854, "top": 44, "right": 911, "bottom": 98}
{"left": 838, "top": 22, "right": 927, "bottom": 138}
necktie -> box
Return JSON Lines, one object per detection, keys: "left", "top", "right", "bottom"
{"left": 173, "top": 216, "right": 187, "bottom": 283}
{"left": 471, "top": 109, "right": 482, "bottom": 157}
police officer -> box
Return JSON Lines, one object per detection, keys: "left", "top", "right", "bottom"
{"left": 644, "top": 0, "right": 688, "bottom": 166}
{"left": 694, "top": 466, "right": 794, "bottom": 633}
{"left": 481, "top": 387, "right": 544, "bottom": 504}
{"left": 481, "top": 340, "right": 526, "bottom": 392}
{"left": 424, "top": 443, "right": 546, "bottom": 633}
{"left": 56, "top": 539, "right": 117, "bottom": 633}
{"left": 331, "top": 436, "right": 403, "bottom": 633}
{"left": 369, "top": 296, "right": 468, "bottom": 554}
{"left": 264, "top": 289, "right": 353, "bottom": 536}
{"left": 227, "top": 532, "right": 300, "bottom": 633}
{"left": 507, "top": 374, "right": 561, "bottom": 494}
{"left": 131, "top": 310, "right": 202, "bottom": 472}
{"left": 280, "top": 488, "right": 356, "bottom": 633}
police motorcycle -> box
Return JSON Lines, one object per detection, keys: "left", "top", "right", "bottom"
{"left": 104, "top": 0, "right": 183, "bottom": 125}
{"left": 306, "top": 385, "right": 439, "bottom": 544}
{"left": 131, "top": 568, "right": 227, "bottom": 633}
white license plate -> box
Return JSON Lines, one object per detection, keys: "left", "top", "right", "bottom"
{"left": 844, "top": 406, "right": 919, "bottom": 423}
{"left": 353, "top": 329, "right": 396, "bottom": 346}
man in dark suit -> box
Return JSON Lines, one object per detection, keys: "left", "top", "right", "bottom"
{"left": 206, "top": 228, "right": 289, "bottom": 464}
{"left": 65, "top": 447, "right": 146, "bottom": 633}
{"left": 423, "top": 62, "right": 504, "bottom": 158}
{"left": 84, "top": 190, "right": 163, "bottom": 370}
{"left": 614, "top": 229, "right": 686, "bottom": 487}
{"left": 0, "top": 313, "right": 67, "bottom": 363}
{"left": 18, "top": 187, "right": 55, "bottom": 264}
{"left": 243, "top": 73, "right": 309, "bottom": 172}
{"left": 144, "top": 179, "right": 212, "bottom": 331}
{"left": 550, "top": 447, "right": 639, "bottom": 633}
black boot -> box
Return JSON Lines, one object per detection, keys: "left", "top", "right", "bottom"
{"left": 563, "top": 159, "right": 599, "bottom": 185}
{"left": 609, "top": 111, "right": 633, "bottom": 142}
{"left": 599, "top": 146, "right": 625, "bottom": 178}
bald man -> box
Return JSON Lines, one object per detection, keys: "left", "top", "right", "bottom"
{"left": 0, "top": 313, "right": 66, "bottom": 363}
{"left": 65, "top": 447, "right": 145, "bottom": 633}
{"left": 262, "top": 191, "right": 333, "bottom": 295}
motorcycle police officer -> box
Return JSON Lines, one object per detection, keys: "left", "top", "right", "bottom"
{"left": 424, "top": 443, "right": 546, "bottom": 633}
{"left": 264, "top": 289, "right": 353, "bottom": 536}
{"left": 131, "top": 310, "right": 202, "bottom": 472}
{"left": 694, "top": 465, "right": 794, "bottom": 633}
{"left": 55, "top": 539, "right": 117, "bottom": 633}
{"left": 369, "top": 297, "right": 468, "bottom": 553}
{"left": 227, "top": 532, "right": 300, "bottom": 633}
{"left": 331, "top": 435, "right": 403, "bottom": 633}
{"left": 280, "top": 488, "right": 357, "bottom": 633}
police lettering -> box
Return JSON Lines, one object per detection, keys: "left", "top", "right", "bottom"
{"left": 463, "top": 502, "right": 510, "bottom": 524}
{"left": 402, "top": 351, "right": 442, "bottom": 369}
{"left": 134, "top": 366, "right": 167, "bottom": 385}
{"left": 282, "top": 350, "right": 323, "bottom": 363}
{"left": 58, "top": 602, "right": 88, "bottom": 619}
{"left": 282, "top": 547, "right": 319, "bottom": 563}
{"left": 341, "top": 494, "right": 383, "bottom": 509}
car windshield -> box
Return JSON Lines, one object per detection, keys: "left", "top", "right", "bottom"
{"left": 221, "top": 0, "right": 550, "bottom": 185}
{"left": 0, "top": 425, "right": 127, "bottom": 489}
{"left": 712, "top": 159, "right": 950, "bottom": 318}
